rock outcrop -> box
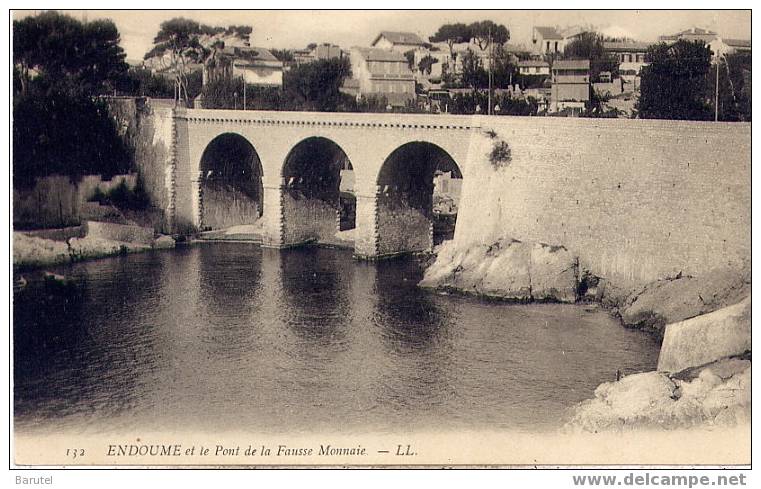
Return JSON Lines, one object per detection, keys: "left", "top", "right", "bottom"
{"left": 618, "top": 271, "right": 750, "bottom": 334}
{"left": 13, "top": 229, "right": 175, "bottom": 269}
{"left": 566, "top": 358, "right": 750, "bottom": 432}
{"left": 419, "top": 238, "right": 578, "bottom": 303}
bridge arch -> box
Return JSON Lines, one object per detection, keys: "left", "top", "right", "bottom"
{"left": 198, "top": 133, "right": 264, "bottom": 231}
{"left": 375, "top": 141, "right": 463, "bottom": 255}
{"left": 280, "top": 137, "right": 355, "bottom": 247}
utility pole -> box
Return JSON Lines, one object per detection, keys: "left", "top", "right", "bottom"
{"left": 243, "top": 77, "right": 247, "bottom": 110}
{"left": 714, "top": 54, "right": 720, "bottom": 122}
{"left": 488, "top": 26, "right": 493, "bottom": 116}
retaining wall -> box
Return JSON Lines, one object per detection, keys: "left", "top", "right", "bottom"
{"left": 455, "top": 117, "right": 750, "bottom": 287}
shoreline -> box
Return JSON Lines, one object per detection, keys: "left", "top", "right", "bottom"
{"left": 12, "top": 229, "right": 176, "bottom": 274}
{"left": 418, "top": 237, "right": 751, "bottom": 433}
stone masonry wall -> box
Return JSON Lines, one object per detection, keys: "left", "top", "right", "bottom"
{"left": 455, "top": 117, "right": 750, "bottom": 287}
{"left": 200, "top": 183, "right": 260, "bottom": 230}
{"left": 376, "top": 194, "right": 433, "bottom": 256}
{"left": 106, "top": 97, "right": 176, "bottom": 233}
{"left": 281, "top": 191, "right": 338, "bottom": 245}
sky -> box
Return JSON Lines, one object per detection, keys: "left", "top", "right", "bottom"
{"left": 14, "top": 9, "right": 751, "bottom": 61}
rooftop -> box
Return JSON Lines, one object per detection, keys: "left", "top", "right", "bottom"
{"left": 533, "top": 26, "right": 563, "bottom": 40}
{"left": 372, "top": 31, "right": 425, "bottom": 46}
{"left": 220, "top": 46, "right": 280, "bottom": 62}
{"left": 603, "top": 41, "right": 652, "bottom": 52}
{"left": 518, "top": 60, "right": 550, "bottom": 67}
{"left": 659, "top": 27, "right": 719, "bottom": 43}
{"left": 352, "top": 47, "right": 408, "bottom": 62}
{"left": 724, "top": 38, "right": 751, "bottom": 48}
{"left": 553, "top": 59, "right": 590, "bottom": 70}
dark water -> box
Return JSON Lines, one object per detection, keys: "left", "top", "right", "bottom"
{"left": 14, "top": 244, "right": 660, "bottom": 435}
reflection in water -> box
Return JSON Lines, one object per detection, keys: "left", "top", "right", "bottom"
{"left": 278, "top": 247, "right": 351, "bottom": 345}
{"left": 14, "top": 245, "right": 660, "bottom": 435}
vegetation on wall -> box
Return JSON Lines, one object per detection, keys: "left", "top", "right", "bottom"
{"left": 89, "top": 178, "right": 150, "bottom": 211}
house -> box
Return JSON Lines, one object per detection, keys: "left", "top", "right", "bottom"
{"left": 412, "top": 47, "right": 449, "bottom": 81}
{"left": 658, "top": 27, "right": 751, "bottom": 59}
{"left": 293, "top": 48, "right": 314, "bottom": 65}
{"left": 532, "top": 26, "right": 565, "bottom": 55}
{"left": 371, "top": 31, "right": 426, "bottom": 53}
{"left": 348, "top": 47, "right": 416, "bottom": 106}
{"left": 603, "top": 40, "right": 651, "bottom": 87}
{"left": 724, "top": 38, "right": 751, "bottom": 54}
{"left": 203, "top": 46, "right": 284, "bottom": 87}
{"left": 532, "top": 26, "right": 593, "bottom": 56}
{"left": 294, "top": 43, "right": 348, "bottom": 65}
{"left": 550, "top": 59, "right": 590, "bottom": 112}
{"left": 658, "top": 27, "right": 717, "bottom": 44}
{"left": 517, "top": 60, "right": 550, "bottom": 76}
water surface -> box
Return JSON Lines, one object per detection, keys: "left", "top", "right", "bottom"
{"left": 14, "top": 244, "right": 660, "bottom": 435}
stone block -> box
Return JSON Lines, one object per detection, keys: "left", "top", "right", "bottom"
{"left": 657, "top": 297, "right": 751, "bottom": 374}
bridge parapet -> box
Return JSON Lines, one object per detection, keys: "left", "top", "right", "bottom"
{"left": 178, "top": 108, "right": 482, "bottom": 132}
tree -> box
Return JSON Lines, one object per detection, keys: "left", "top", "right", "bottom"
{"left": 418, "top": 55, "right": 439, "bottom": 76}
{"left": 637, "top": 40, "right": 713, "bottom": 120}
{"left": 13, "top": 92, "right": 132, "bottom": 189}
{"left": 144, "top": 18, "right": 248, "bottom": 105}
{"left": 708, "top": 52, "right": 752, "bottom": 121}
{"left": 13, "top": 11, "right": 128, "bottom": 97}
{"left": 460, "top": 49, "right": 487, "bottom": 89}
{"left": 491, "top": 45, "right": 517, "bottom": 88}
{"left": 12, "top": 11, "right": 132, "bottom": 189}
{"left": 282, "top": 57, "right": 354, "bottom": 111}
{"left": 403, "top": 50, "right": 416, "bottom": 70}
{"left": 469, "top": 21, "right": 510, "bottom": 50}
{"left": 563, "top": 31, "right": 619, "bottom": 81}
{"left": 429, "top": 23, "right": 472, "bottom": 73}
{"left": 270, "top": 48, "right": 294, "bottom": 63}
{"left": 144, "top": 18, "right": 208, "bottom": 104}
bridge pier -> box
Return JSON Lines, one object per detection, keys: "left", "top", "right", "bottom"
{"left": 259, "top": 181, "right": 285, "bottom": 247}
{"left": 353, "top": 190, "right": 379, "bottom": 259}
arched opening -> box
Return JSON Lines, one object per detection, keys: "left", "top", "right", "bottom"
{"left": 376, "top": 142, "right": 462, "bottom": 256}
{"left": 199, "top": 133, "right": 263, "bottom": 231}
{"left": 281, "top": 137, "right": 355, "bottom": 246}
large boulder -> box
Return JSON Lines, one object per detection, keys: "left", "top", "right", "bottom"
{"left": 13, "top": 233, "right": 71, "bottom": 268}
{"left": 566, "top": 359, "right": 751, "bottom": 432}
{"left": 529, "top": 243, "right": 577, "bottom": 302}
{"left": 620, "top": 270, "right": 750, "bottom": 333}
{"left": 478, "top": 240, "right": 532, "bottom": 300}
{"left": 566, "top": 371, "right": 678, "bottom": 432}
{"left": 419, "top": 238, "right": 578, "bottom": 302}
{"left": 657, "top": 297, "right": 750, "bottom": 374}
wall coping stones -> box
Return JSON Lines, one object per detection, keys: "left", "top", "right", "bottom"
{"left": 176, "top": 108, "right": 480, "bottom": 131}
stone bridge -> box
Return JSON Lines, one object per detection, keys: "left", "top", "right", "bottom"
{"left": 171, "top": 108, "right": 483, "bottom": 258}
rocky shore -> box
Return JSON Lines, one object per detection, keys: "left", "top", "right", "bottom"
{"left": 565, "top": 356, "right": 750, "bottom": 432}
{"left": 13, "top": 224, "right": 175, "bottom": 271}
{"left": 419, "top": 237, "right": 751, "bottom": 432}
